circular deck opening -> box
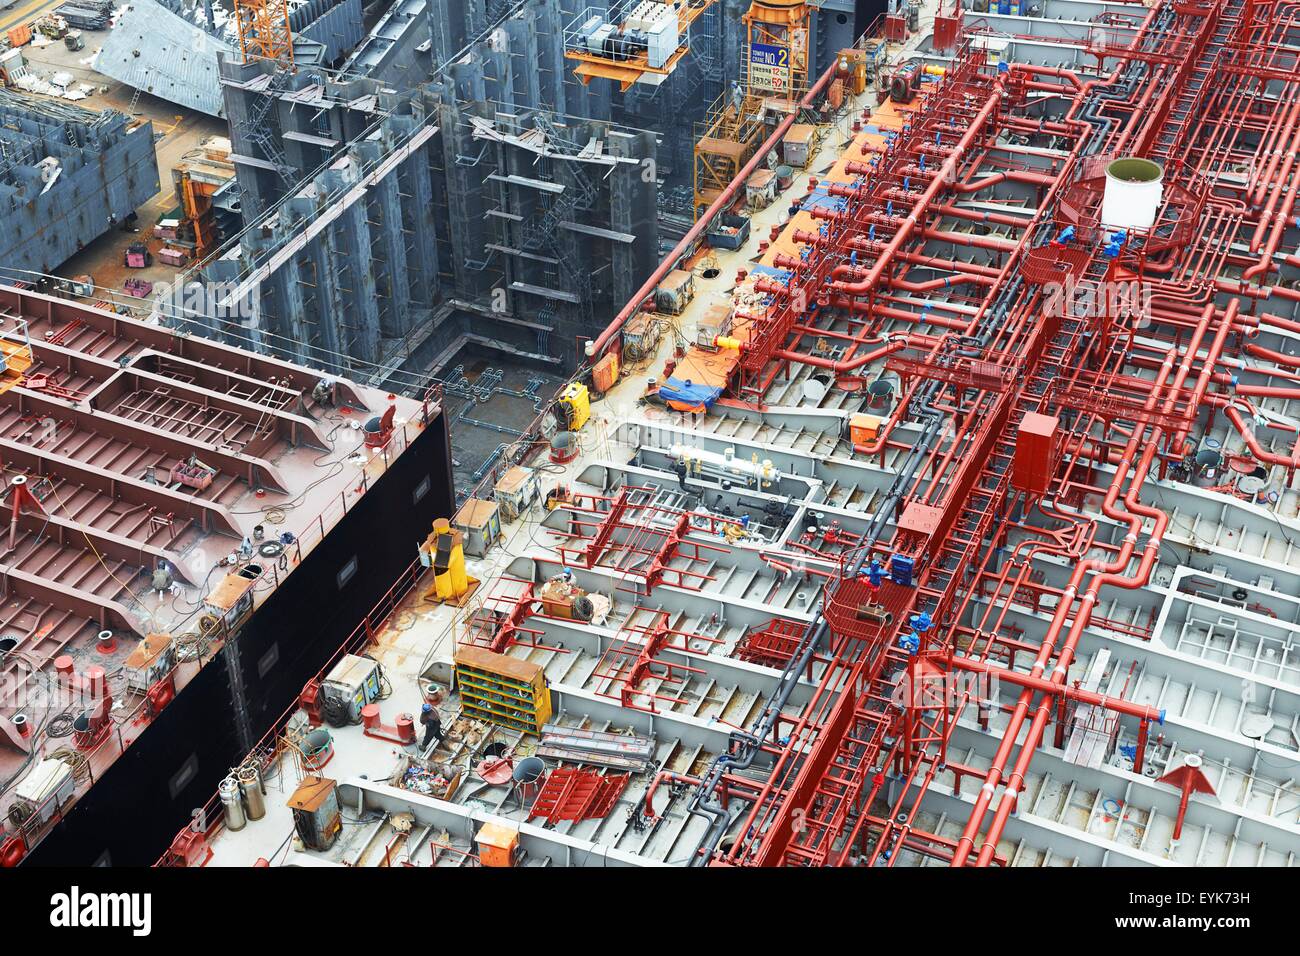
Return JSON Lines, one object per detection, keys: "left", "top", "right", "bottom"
{"left": 1195, "top": 448, "right": 1221, "bottom": 469}
{"left": 1106, "top": 157, "right": 1163, "bottom": 184}
{"left": 513, "top": 756, "right": 545, "bottom": 784}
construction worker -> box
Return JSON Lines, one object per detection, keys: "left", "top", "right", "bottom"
{"left": 419, "top": 703, "right": 444, "bottom": 750}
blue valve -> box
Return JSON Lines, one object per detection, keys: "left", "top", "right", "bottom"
{"left": 890, "top": 554, "right": 915, "bottom": 587}
{"left": 1051, "top": 225, "right": 1075, "bottom": 247}
{"left": 910, "top": 611, "right": 933, "bottom": 633}
{"left": 1102, "top": 230, "right": 1128, "bottom": 259}
{"left": 866, "top": 559, "right": 885, "bottom": 587}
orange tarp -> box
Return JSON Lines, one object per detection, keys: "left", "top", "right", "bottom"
{"left": 762, "top": 98, "right": 911, "bottom": 268}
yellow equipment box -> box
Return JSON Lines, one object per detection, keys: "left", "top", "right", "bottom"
{"left": 554, "top": 382, "right": 590, "bottom": 431}
{"left": 454, "top": 645, "right": 553, "bottom": 735}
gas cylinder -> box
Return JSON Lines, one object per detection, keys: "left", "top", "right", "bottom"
{"left": 238, "top": 765, "right": 266, "bottom": 822}
{"left": 220, "top": 775, "right": 246, "bottom": 831}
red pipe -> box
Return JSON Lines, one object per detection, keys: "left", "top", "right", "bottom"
{"left": 774, "top": 337, "right": 910, "bottom": 373}
{"left": 1224, "top": 405, "right": 1300, "bottom": 468}
{"left": 944, "top": 169, "right": 1055, "bottom": 194}
{"left": 829, "top": 83, "right": 1006, "bottom": 296}
{"left": 951, "top": 336, "right": 1186, "bottom": 866}
{"left": 587, "top": 56, "right": 843, "bottom": 358}
{"left": 960, "top": 298, "right": 1238, "bottom": 865}
{"left": 948, "top": 656, "right": 1163, "bottom": 723}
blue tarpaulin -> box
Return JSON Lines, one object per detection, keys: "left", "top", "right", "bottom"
{"left": 658, "top": 376, "right": 723, "bottom": 410}
{"left": 750, "top": 264, "right": 793, "bottom": 282}
{"left": 801, "top": 187, "right": 848, "bottom": 214}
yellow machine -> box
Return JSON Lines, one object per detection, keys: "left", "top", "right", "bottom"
{"left": 837, "top": 47, "right": 869, "bottom": 95}
{"left": 544, "top": 484, "right": 575, "bottom": 511}
{"left": 421, "top": 519, "right": 479, "bottom": 606}
{"left": 553, "top": 382, "right": 591, "bottom": 432}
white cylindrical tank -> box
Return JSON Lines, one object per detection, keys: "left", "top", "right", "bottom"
{"left": 220, "top": 775, "right": 246, "bottom": 831}
{"left": 238, "top": 764, "right": 266, "bottom": 821}
{"left": 1100, "top": 157, "right": 1164, "bottom": 230}
{"left": 671, "top": 444, "right": 781, "bottom": 484}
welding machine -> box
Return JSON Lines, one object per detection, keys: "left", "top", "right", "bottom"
{"left": 553, "top": 382, "right": 591, "bottom": 431}
{"left": 319, "top": 654, "right": 383, "bottom": 726}
{"left": 288, "top": 776, "right": 342, "bottom": 851}
{"left": 11, "top": 759, "right": 75, "bottom": 828}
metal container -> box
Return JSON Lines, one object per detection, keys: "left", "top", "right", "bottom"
{"left": 1101, "top": 158, "right": 1164, "bottom": 230}
{"left": 219, "top": 775, "right": 246, "bottom": 831}
{"left": 302, "top": 727, "right": 334, "bottom": 771}
{"left": 238, "top": 765, "right": 266, "bottom": 821}
{"left": 451, "top": 498, "right": 500, "bottom": 558}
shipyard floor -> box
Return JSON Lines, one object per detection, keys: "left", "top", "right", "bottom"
{"left": 439, "top": 362, "right": 568, "bottom": 504}
{"left": 192, "top": 0, "right": 1300, "bottom": 867}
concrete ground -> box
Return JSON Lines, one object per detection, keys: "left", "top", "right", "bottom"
{"left": 0, "top": 0, "right": 62, "bottom": 37}
{"left": 15, "top": 29, "right": 226, "bottom": 302}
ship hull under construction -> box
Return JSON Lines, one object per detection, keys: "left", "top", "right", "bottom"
{"left": 178, "top": 0, "right": 1300, "bottom": 874}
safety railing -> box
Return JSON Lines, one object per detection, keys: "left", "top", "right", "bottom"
{"left": 1, "top": 407, "right": 435, "bottom": 866}
{"left": 153, "top": 554, "right": 433, "bottom": 866}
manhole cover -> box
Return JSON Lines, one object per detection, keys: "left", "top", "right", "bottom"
{"left": 1242, "top": 714, "right": 1274, "bottom": 739}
